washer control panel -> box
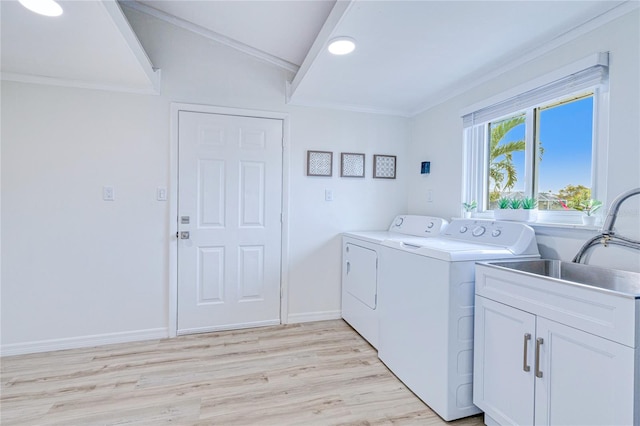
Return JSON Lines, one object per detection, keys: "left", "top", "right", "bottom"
{"left": 388, "top": 215, "right": 449, "bottom": 237}
{"left": 444, "top": 219, "right": 538, "bottom": 255}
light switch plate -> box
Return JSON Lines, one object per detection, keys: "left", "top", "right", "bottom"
{"left": 103, "top": 186, "right": 114, "bottom": 201}
{"left": 157, "top": 186, "right": 167, "bottom": 201}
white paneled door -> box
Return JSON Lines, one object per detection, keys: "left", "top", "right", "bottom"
{"left": 177, "top": 111, "right": 283, "bottom": 334}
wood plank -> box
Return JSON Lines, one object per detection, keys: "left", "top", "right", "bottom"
{"left": 1, "top": 320, "right": 484, "bottom": 425}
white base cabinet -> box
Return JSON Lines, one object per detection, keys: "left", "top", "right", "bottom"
{"left": 474, "top": 263, "right": 639, "bottom": 426}
{"left": 474, "top": 297, "right": 634, "bottom": 426}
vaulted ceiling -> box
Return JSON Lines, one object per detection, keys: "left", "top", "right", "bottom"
{"left": 0, "top": 0, "right": 160, "bottom": 94}
{"left": 2, "top": 0, "right": 637, "bottom": 116}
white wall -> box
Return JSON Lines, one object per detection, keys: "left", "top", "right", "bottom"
{"left": 1, "top": 84, "right": 169, "bottom": 351}
{"left": 287, "top": 108, "right": 409, "bottom": 321}
{"left": 0, "top": 7, "right": 409, "bottom": 353}
{"left": 408, "top": 9, "right": 640, "bottom": 272}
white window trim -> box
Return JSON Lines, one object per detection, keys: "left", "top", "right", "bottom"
{"left": 462, "top": 53, "right": 610, "bottom": 228}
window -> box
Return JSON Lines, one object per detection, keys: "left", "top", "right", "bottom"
{"left": 462, "top": 53, "right": 609, "bottom": 225}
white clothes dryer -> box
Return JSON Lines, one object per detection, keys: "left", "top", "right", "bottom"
{"left": 342, "top": 215, "right": 448, "bottom": 349}
{"left": 377, "top": 218, "right": 540, "bottom": 421}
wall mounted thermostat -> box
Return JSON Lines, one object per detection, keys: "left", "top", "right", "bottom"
{"left": 421, "top": 161, "right": 431, "bottom": 174}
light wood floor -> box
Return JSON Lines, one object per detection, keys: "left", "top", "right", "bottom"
{"left": 1, "top": 320, "right": 484, "bottom": 425}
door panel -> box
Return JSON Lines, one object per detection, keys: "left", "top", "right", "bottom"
{"left": 198, "top": 247, "right": 224, "bottom": 303}
{"left": 239, "top": 161, "right": 265, "bottom": 226}
{"left": 198, "top": 159, "right": 225, "bottom": 227}
{"left": 534, "top": 317, "right": 635, "bottom": 426}
{"left": 178, "top": 111, "right": 282, "bottom": 334}
{"left": 473, "top": 296, "right": 536, "bottom": 426}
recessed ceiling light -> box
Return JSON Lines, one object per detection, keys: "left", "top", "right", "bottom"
{"left": 328, "top": 37, "right": 356, "bottom": 55}
{"left": 19, "top": 0, "right": 63, "bottom": 17}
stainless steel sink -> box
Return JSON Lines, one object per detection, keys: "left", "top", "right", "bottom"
{"left": 486, "top": 259, "right": 640, "bottom": 298}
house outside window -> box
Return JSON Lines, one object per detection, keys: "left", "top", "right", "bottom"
{"left": 462, "top": 53, "right": 609, "bottom": 225}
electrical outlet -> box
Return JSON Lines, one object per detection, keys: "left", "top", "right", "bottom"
{"left": 325, "top": 189, "right": 334, "bottom": 201}
{"left": 103, "top": 186, "right": 114, "bottom": 201}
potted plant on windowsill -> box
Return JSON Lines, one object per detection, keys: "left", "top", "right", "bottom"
{"left": 462, "top": 201, "right": 477, "bottom": 218}
{"left": 572, "top": 199, "right": 603, "bottom": 226}
{"left": 493, "top": 197, "right": 538, "bottom": 222}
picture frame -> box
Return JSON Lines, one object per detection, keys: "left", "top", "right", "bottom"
{"left": 340, "top": 153, "right": 365, "bottom": 178}
{"left": 306, "top": 150, "right": 333, "bottom": 176}
{"left": 373, "top": 154, "right": 397, "bottom": 179}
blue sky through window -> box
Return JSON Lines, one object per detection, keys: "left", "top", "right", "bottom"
{"left": 538, "top": 96, "right": 593, "bottom": 193}
{"left": 494, "top": 96, "right": 593, "bottom": 195}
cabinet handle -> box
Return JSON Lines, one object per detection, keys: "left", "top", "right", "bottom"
{"left": 523, "top": 333, "right": 531, "bottom": 372}
{"left": 346, "top": 261, "right": 351, "bottom": 274}
{"left": 535, "top": 337, "right": 544, "bottom": 378}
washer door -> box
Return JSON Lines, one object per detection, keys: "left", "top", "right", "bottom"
{"left": 344, "top": 243, "right": 378, "bottom": 309}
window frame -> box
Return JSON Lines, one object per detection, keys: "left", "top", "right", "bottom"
{"left": 462, "top": 54, "right": 610, "bottom": 227}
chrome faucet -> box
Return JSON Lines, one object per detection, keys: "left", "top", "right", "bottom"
{"left": 601, "top": 187, "right": 640, "bottom": 235}
{"left": 573, "top": 187, "right": 640, "bottom": 264}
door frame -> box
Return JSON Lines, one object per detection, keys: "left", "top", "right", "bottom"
{"left": 169, "top": 102, "right": 290, "bottom": 337}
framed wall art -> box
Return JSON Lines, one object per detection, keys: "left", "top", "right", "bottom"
{"left": 373, "top": 154, "right": 396, "bottom": 179}
{"left": 306, "top": 150, "right": 333, "bottom": 176}
{"left": 340, "top": 153, "right": 365, "bottom": 178}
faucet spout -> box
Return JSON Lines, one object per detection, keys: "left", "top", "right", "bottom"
{"left": 601, "top": 187, "right": 640, "bottom": 235}
{"left": 573, "top": 187, "right": 640, "bottom": 264}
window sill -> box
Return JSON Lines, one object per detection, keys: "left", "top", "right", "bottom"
{"left": 466, "top": 212, "right": 603, "bottom": 235}
{"left": 528, "top": 221, "right": 601, "bottom": 236}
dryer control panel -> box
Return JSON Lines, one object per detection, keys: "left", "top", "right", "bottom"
{"left": 388, "top": 215, "right": 448, "bottom": 237}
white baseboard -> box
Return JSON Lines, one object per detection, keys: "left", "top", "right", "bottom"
{"left": 177, "top": 319, "right": 280, "bottom": 336}
{"left": 1, "top": 328, "right": 169, "bottom": 357}
{"left": 1, "top": 313, "right": 344, "bottom": 356}
{"left": 287, "top": 310, "right": 342, "bottom": 324}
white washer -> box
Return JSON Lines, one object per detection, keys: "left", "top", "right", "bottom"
{"left": 342, "top": 215, "right": 448, "bottom": 349}
{"left": 378, "top": 218, "right": 540, "bottom": 421}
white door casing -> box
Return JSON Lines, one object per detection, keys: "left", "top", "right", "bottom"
{"left": 175, "top": 108, "right": 284, "bottom": 335}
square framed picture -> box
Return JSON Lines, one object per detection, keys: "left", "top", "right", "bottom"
{"left": 373, "top": 154, "right": 396, "bottom": 179}
{"left": 340, "top": 153, "right": 365, "bottom": 178}
{"left": 307, "top": 150, "right": 333, "bottom": 176}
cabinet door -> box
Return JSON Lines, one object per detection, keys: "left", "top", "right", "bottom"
{"left": 474, "top": 296, "right": 536, "bottom": 425}
{"left": 534, "top": 317, "right": 635, "bottom": 426}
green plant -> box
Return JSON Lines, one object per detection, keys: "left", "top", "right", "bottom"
{"left": 463, "top": 201, "right": 477, "bottom": 212}
{"left": 489, "top": 117, "right": 525, "bottom": 202}
{"left": 521, "top": 197, "right": 538, "bottom": 210}
{"left": 572, "top": 199, "right": 603, "bottom": 216}
{"left": 509, "top": 198, "right": 522, "bottom": 209}
{"left": 497, "top": 197, "right": 511, "bottom": 209}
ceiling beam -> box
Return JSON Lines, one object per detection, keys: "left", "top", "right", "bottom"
{"left": 120, "top": 0, "right": 300, "bottom": 73}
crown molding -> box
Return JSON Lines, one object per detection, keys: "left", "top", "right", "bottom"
{"left": 285, "top": 81, "right": 410, "bottom": 117}
{"left": 1, "top": 71, "right": 161, "bottom": 95}
{"left": 120, "top": 0, "right": 299, "bottom": 73}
